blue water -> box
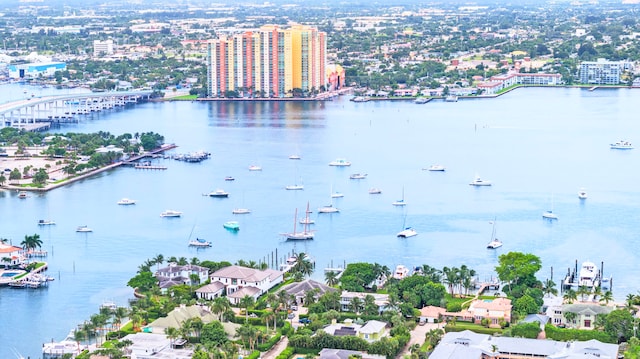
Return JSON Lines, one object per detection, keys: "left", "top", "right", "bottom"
{"left": 1, "top": 84, "right": 640, "bottom": 358}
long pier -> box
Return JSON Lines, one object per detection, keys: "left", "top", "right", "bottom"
{"left": 0, "top": 90, "right": 153, "bottom": 131}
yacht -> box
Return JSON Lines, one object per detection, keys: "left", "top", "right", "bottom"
{"left": 578, "top": 188, "right": 588, "bottom": 200}
{"left": 117, "top": 198, "right": 136, "bottom": 205}
{"left": 349, "top": 173, "right": 367, "bottom": 179}
{"left": 38, "top": 219, "right": 56, "bottom": 226}
{"left": 223, "top": 221, "right": 240, "bottom": 231}
{"left": 318, "top": 204, "right": 339, "bottom": 213}
{"left": 469, "top": 175, "right": 492, "bottom": 186}
{"left": 610, "top": 140, "right": 633, "bottom": 149}
{"left": 232, "top": 208, "right": 251, "bottom": 214}
{"left": 289, "top": 155, "right": 301, "bottom": 160}
{"left": 414, "top": 97, "right": 429, "bottom": 104}
{"left": 397, "top": 227, "right": 418, "bottom": 238}
{"left": 331, "top": 192, "right": 344, "bottom": 198}
{"left": 542, "top": 210, "right": 558, "bottom": 220}
{"left": 285, "top": 184, "right": 304, "bottom": 190}
{"left": 328, "top": 158, "right": 351, "bottom": 167}
{"left": 189, "top": 238, "right": 212, "bottom": 247}
{"left": 76, "top": 225, "right": 92, "bottom": 233}
{"left": 18, "top": 191, "right": 27, "bottom": 199}
{"left": 578, "top": 261, "right": 600, "bottom": 287}
{"left": 425, "top": 164, "right": 446, "bottom": 171}
{"left": 393, "top": 265, "right": 409, "bottom": 280}
{"left": 224, "top": 176, "right": 235, "bottom": 181}
{"left": 486, "top": 238, "right": 503, "bottom": 249}
{"left": 368, "top": 188, "right": 382, "bottom": 194}
{"left": 208, "top": 189, "right": 229, "bottom": 198}
{"left": 445, "top": 94, "right": 458, "bottom": 102}
{"left": 249, "top": 165, "right": 262, "bottom": 171}
{"left": 160, "top": 210, "right": 182, "bottom": 217}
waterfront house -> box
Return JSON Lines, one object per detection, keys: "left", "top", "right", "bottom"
{"left": 319, "top": 349, "right": 385, "bottom": 359}
{"left": 195, "top": 281, "right": 225, "bottom": 300}
{"left": 340, "top": 291, "right": 389, "bottom": 313}
{"left": 545, "top": 302, "right": 614, "bottom": 329}
{"left": 155, "top": 262, "right": 209, "bottom": 291}
{"left": 280, "top": 279, "right": 337, "bottom": 305}
{"left": 0, "top": 243, "right": 24, "bottom": 267}
{"left": 208, "top": 265, "right": 284, "bottom": 304}
{"left": 323, "top": 319, "right": 388, "bottom": 342}
{"left": 430, "top": 330, "right": 618, "bottom": 359}
{"left": 419, "top": 305, "right": 446, "bottom": 323}
{"left": 467, "top": 297, "right": 512, "bottom": 327}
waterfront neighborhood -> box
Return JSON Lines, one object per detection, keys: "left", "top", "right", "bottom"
{"left": 4, "top": 0, "right": 640, "bottom": 358}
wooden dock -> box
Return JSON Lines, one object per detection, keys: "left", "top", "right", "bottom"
{"left": 134, "top": 165, "right": 167, "bottom": 170}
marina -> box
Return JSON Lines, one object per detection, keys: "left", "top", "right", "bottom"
{"left": 2, "top": 85, "right": 640, "bottom": 358}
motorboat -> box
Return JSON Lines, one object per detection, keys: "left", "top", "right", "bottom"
{"left": 117, "top": 198, "right": 136, "bottom": 205}
{"left": 249, "top": 165, "right": 262, "bottom": 171}
{"left": 445, "top": 94, "right": 458, "bottom": 102}
{"left": 542, "top": 210, "right": 558, "bottom": 220}
{"left": 425, "top": 164, "right": 446, "bottom": 171}
{"left": 469, "top": 175, "right": 492, "bottom": 186}
{"left": 18, "top": 191, "right": 27, "bottom": 199}
{"left": 328, "top": 158, "right": 351, "bottom": 167}
{"left": 578, "top": 261, "right": 599, "bottom": 287}
{"left": 160, "top": 210, "right": 182, "bottom": 217}
{"left": 393, "top": 265, "right": 409, "bottom": 280}
{"left": 368, "top": 188, "right": 382, "bottom": 194}
{"left": 349, "top": 173, "right": 367, "bottom": 179}
{"left": 285, "top": 184, "right": 304, "bottom": 190}
{"left": 224, "top": 176, "right": 235, "bottom": 181}
{"left": 610, "top": 140, "right": 633, "bottom": 149}
{"left": 189, "top": 238, "right": 212, "bottom": 247}
{"left": 289, "top": 155, "right": 301, "bottom": 160}
{"left": 318, "top": 204, "right": 339, "bottom": 213}
{"left": 38, "top": 219, "right": 55, "bottom": 226}
{"left": 223, "top": 221, "right": 240, "bottom": 231}
{"left": 232, "top": 208, "right": 251, "bottom": 214}
{"left": 414, "top": 97, "right": 429, "bottom": 104}
{"left": 76, "top": 225, "right": 92, "bottom": 233}
{"left": 208, "top": 189, "right": 229, "bottom": 197}
{"left": 397, "top": 227, "right": 418, "bottom": 238}
{"left": 578, "top": 188, "right": 588, "bottom": 200}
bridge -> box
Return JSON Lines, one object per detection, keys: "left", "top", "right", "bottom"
{"left": 0, "top": 90, "right": 154, "bottom": 131}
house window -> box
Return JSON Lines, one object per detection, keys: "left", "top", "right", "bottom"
{"left": 232, "top": 279, "right": 237, "bottom": 285}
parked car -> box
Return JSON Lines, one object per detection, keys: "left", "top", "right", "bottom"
{"left": 287, "top": 313, "right": 295, "bottom": 319}
{"left": 299, "top": 318, "right": 311, "bottom": 324}
{"left": 291, "top": 305, "right": 298, "bottom": 311}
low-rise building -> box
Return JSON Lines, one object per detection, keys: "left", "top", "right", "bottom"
{"left": 8, "top": 62, "right": 66, "bottom": 79}
{"left": 545, "top": 302, "right": 614, "bottom": 329}
{"left": 323, "top": 319, "right": 388, "bottom": 342}
{"left": 467, "top": 297, "right": 512, "bottom": 327}
{"left": 208, "top": 265, "right": 284, "bottom": 304}
{"left": 340, "top": 291, "right": 389, "bottom": 313}
{"left": 155, "top": 262, "right": 209, "bottom": 291}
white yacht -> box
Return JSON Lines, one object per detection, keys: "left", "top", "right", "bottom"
{"left": 18, "top": 191, "right": 27, "bottom": 199}
{"left": 578, "top": 261, "right": 600, "bottom": 287}
{"left": 289, "top": 155, "right": 301, "bottom": 160}
{"left": 542, "top": 210, "right": 558, "bottom": 220}
{"left": 232, "top": 208, "right": 251, "bottom": 214}
{"left": 349, "top": 173, "right": 367, "bottom": 179}
{"left": 393, "top": 265, "right": 409, "bottom": 280}
{"left": 487, "top": 238, "right": 503, "bottom": 249}
{"left": 392, "top": 199, "right": 406, "bottom": 206}
{"left": 117, "top": 198, "right": 136, "bottom": 205}
{"left": 469, "top": 175, "right": 492, "bottom": 186}
{"left": 160, "top": 210, "right": 182, "bottom": 217}
{"left": 318, "top": 204, "right": 339, "bottom": 213}
{"left": 249, "top": 165, "right": 262, "bottom": 171}
{"left": 38, "top": 219, "right": 55, "bottom": 226}
{"left": 610, "top": 140, "right": 633, "bottom": 149}
{"left": 397, "top": 227, "right": 418, "bottom": 238}
{"left": 368, "top": 188, "right": 382, "bottom": 194}
{"left": 578, "top": 188, "right": 588, "bottom": 199}
{"left": 331, "top": 192, "right": 344, "bottom": 198}
{"left": 208, "top": 189, "right": 229, "bottom": 197}
{"left": 189, "top": 238, "right": 212, "bottom": 247}
{"left": 425, "top": 164, "right": 446, "bottom": 171}
{"left": 328, "top": 158, "right": 351, "bottom": 166}
{"left": 76, "top": 225, "right": 92, "bottom": 233}
{"left": 285, "top": 184, "right": 304, "bottom": 190}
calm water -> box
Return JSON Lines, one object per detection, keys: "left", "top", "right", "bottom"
{"left": 1, "top": 84, "right": 640, "bottom": 358}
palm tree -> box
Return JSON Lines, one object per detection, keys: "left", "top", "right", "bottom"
{"left": 153, "top": 254, "right": 164, "bottom": 271}
{"left": 292, "top": 252, "right": 314, "bottom": 278}
{"left": 349, "top": 297, "right": 363, "bottom": 314}
{"left": 239, "top": 295, "right": 255, "bottom": 323}
{"left": 325, "top": 271, "right": 339, "bottom": 286}
{"left": 442, "top": 266, "right": 459, "bottom": 296}
{"left": 212, "top": 297, "right": 231, "bottom": 321}
{"left": 425, "top": 328, "right": 444, "bottom": 350}
{"left": 563, "top": 289, "right": 577, "bottom": 304}
{"left": 563, "top": 311, "right": 577, "bottom": 328}
{"left": 20, "top": 233, "right": 43, "bottom": 252}
{"left": 277, "top": 290, "right": 292, "bottom": 311}
{"left": 577, "top": 285, "right": 591, "bottom": 302}
{"left": 304, "top": 288, "right": 319, "bottom": 307}
{"left": 600, "top": 291, "right": 614, "bottom": 305}
{"left": 542, "top": 279, "right": 558, "bottom": 297}
{"left": 165, "top": 326, "right": 180, "bottom": 347}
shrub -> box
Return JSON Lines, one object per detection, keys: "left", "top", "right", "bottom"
{"left": 446, "top": 302, "right": 462, "bottom": 312}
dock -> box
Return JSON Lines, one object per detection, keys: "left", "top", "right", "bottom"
{"left": 134, "top": 164, "right": 167, "bottom": 170}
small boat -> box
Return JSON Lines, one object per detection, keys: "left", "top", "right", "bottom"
{"left": 160, "top": 210, "right": 182, "bottom": 217}
{"left": 445, "top": 94, "right": 458, "bottom": 102}
{"left": 610, "top": 140, "right": 633, "bottom": 149}
{"left": 232, "top": 208, "right": 251, "bottom": 214}
{"left": 486, "top": 218, "right": 502, "bottom": 249}
{"left": 224, "top": 176, "right": 235, "bottom": 181}
{"left": 208, "top": 189, "right": 229, "bottom": 197}
{"left": 392, "top": 187, "right": 406, "bottom": 206}
{"left": 318, "top": 204, "right": 339, "bottom": 213}
{"left": 289, "top": 155, "right": 301, "bottom": 160}
{"left": 578, "top": 188, "right": 588, "bottom": 200}
{"left": 349, "top": 173, "right": 367, "bottom": 179}
{"left": 76, "top": 225, "right": 92, "bottom": 232}
{"left": 283, "top": 206, "right": 314, "bottom": 240}
{"left": 331, "top": 192, "right": 344, "bottom": 198}
{"left": 249, "top": 165, "right": 262, "bottom": 171}
{"left": 285, "top": 184, "right": 304, "bottom": 190}
{"left": 424, "top": 164, "right": 446, "bottom": 171}
{"left": 328, "top": 158, "right": 351, "bottom": 167}
{"left": 18, "top": 191, "right": 27, "bottom": 199}
{"left": 117, "top": 198, "right": 136, "bottom": 205}
{"left": 299, "top": 202, "right": 315, "bottom": 224}
{"left": 414, "top": 97, "right": 429, "bottom": 104}
{"left": 542, "top": 210, "right": 558, "bottom": 220}
{"left": 368, "top": 188, "right": 382, "bottom": 194}
{"left": 469, "top": 175, "right": 492, "bottom": 186}
{"left": 223, "top": 221, "right": 240, "bottom": 231}
{"left": 397, "top": 227, "right": 417, "bottom": 238}
{"left": 38, "top": 219, "right": 55, "bottom": 226}
{"left": 189, "top": 238, "right": 212, "bottom": 247}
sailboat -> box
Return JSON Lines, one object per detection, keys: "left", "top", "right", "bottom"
{"left": 38, "top": 204, "right": 55, "bottom": 226}
{"left": 282, "top": 207, "right": 314, "bottom": 240}
{"left": 397, "top": 214, "right": 417, "bottom": 238}
{"left": 232, "top": 191, "right": 251, "bottom": 214}
{"left": 299, "top": 202, "right": 315, "bottom": 224}
{"left": 486, "top": 218, "right": 502, "bottom": 249}
{"left": 392, "top": 187, "right": 406, "bottom": 206}
{"left": 318, "top": 186, "right": 340, "bottom": 213}
{"left": 285, "top": 164, "right": 304, "bottom": 190}
{"left": 188, "top": 224, "right": 211, "bottom": 247}
{"left": 542, "top": 194, "right": 558, "bottom": 220}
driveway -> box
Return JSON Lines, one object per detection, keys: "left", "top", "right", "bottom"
{"left": 395, "top": 322, "right": 444, "bottom": 359}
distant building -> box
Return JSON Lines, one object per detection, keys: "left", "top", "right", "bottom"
{"left": 208, "top": 265, "right": 284, "bottom": 304}
{"left": 579, "top": 58, "right": 633, "bottom": 85}
{"left": 206, "top": 24, "right": 327, "bottom": 98}
{"left": 477, "top": 72, "right": 562, "bottom": 95}
{"left": 93, "top": 40, "right": 114, "bottom": 57}
{"left": 7, "top": 62, "right": 66, "bottom": 79}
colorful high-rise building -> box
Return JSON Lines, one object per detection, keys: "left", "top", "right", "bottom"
{"left": 207, "top": 25, "right": 327, "bottom": 98}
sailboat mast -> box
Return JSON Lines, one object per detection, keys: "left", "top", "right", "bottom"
{"left": 293, "top": 208, "right": 298, "bottom": 233}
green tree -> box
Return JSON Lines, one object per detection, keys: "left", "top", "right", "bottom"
{"left": 20, "top": 233, "right": 43, "bottom": 251}
{"left": 600, "top": 291, "right": 614, "bottom": 305}
{"left": 325, "top": 271, "right": 339, "bottom": 286}
{"left": 495, "top": 252, "right": 542, "bottom": 294}
{"left": 239, "top": 295, "right": 255, "bottom": 322}
{"left": 604, "top": 309, "right": 634, "bottom": 342}
{"left": 543, "top": 279, "right": 558, "bottom": 297}
{"left": 513, "top": 294, "right": 539, "bottom": 316}
{"left": 201, "top": 320, "right": 228, "bottom": 347}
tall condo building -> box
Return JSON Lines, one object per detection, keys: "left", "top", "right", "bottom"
{"left": 207, "top": 25, "right": 327, "bottom": 98}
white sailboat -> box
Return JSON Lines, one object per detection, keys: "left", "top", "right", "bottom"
{"left": 392, "top": 187, "right": 406, "bottom": 206}
{"left": 282, "top": 206, "right": 314, "bottom": 240}
{"left": 486, "top": 218, "right": 502, "bottom": 249}
{"left": 318, "top": 187, "right": 340, "bottom": 213}
{"left": 188, "top": 224, "right": 211, "bottom": 247}
{"left": 285, "top": 164, "right": 304, "bottom": 190}
{"left": 232, "top": 191, "right": 251, "bottom": 214}
{"left": 397, "top": 214, "right": 417, "bottom": 238}
{"left": 300, "top": 202, "right": 315, "bottom": 224}
{"left": 542, "top": 194, "right": 558, "bottom": 220}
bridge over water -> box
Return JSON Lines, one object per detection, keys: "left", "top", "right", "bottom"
{"left": 0, "top": 90, "right": 153, "bottom": 131}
